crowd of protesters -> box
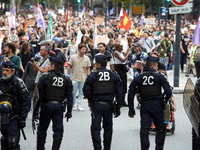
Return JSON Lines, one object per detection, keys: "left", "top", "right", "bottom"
{"left": 0, "top": 9, "right": 198, "bottom": 109}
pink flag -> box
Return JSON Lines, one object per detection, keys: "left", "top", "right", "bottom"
{"left": 192, "top": 15, "right": 200, "bottom": 45}
{"left": 141, "top": 14, "right": 144, "bottom": 27}
{"left": 37, "top": 3, "right": 47, "bottom": 31}
{"left": 9, "top": 12, "right": 15, "bottom": 35}
{"left": 10, "top": 12, "right": 15, "bottom": 28}
{"left": 118, "top": 8, "right": 123, "bottom": 21}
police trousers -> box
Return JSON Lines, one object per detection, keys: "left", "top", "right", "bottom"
{"left": 140, "top": 101, "right": 166, "bottom": 150}
{"left": 37, "top": 101, "right": 63, "bottom": 150}
{"left": 91, "top": 102, "right": 113, "bottom": 150}
{"left": 1, "top": 119, "right": 20, "bottom": 150}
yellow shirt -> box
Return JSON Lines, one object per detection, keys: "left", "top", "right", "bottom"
{"left": 134, "top": 30, "right": 142, "bottom": 38}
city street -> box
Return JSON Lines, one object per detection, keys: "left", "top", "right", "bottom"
{"left": 0, "top": 0, "right": 199, "bottom": 149}
{"left": 20, "top": 94, "right": 192, "bottom": 150}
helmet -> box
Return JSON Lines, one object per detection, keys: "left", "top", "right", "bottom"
{"left": 0, "top": 101, "right": 12, "bottom": 124}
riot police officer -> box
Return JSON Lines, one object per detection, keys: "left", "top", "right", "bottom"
{"left": 0, "top": 61, "right": 30, "bottom": 150}
{"left": 36, "top": 56, "right": 73, "bottom": 150}
{"left": 128, "top": 60, "right": 172, "bottom": 150}
{"left": 83, "top": 55, "right": 122, "bottom": 150}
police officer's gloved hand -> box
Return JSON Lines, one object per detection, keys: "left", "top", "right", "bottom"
{"left": 65, "top": 111, "right": 72, "bottom": 122}
{"left": 114, "top": 108, "right": 121, "bottom": 118}
{"left": 19, "top": 119, "right": 26, "bottom": 128}
{"left": 128, "top": 109, "right": 135, "bottom": 118}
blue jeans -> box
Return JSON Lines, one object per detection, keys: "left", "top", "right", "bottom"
{"left": 72, "top": 80, "right": 84, "bottom": 106}
{"left": 160, "top": 57, "right": 169, "bottom": 70}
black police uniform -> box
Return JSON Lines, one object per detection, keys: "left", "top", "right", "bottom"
{"left": 0, "top": 61, "right": 30, "bottom": 150}
{"left": 37, "top": 57, "right": 73, "bottom": 150}
{"left": 83, "top": 55, "right": 123, "bottom": 150}
{"left": 128, "top": 68, "right": 172, "bottom": 150}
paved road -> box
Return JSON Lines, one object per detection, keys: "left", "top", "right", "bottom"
{"left": 18, "top": 94, "right": 192, "bottom": 150}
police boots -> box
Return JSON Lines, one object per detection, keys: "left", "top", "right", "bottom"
{"left": 1, "top": 136, "right": 8, "bottom": 150}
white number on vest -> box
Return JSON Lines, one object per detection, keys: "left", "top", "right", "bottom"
{"left": 99, "top": 72, "right": 110, "bottom": 81}
{"left": 143, "top": 76, "right": 154, "bottom": 85}
{"left": 52, "top": 77, "right": 63, "bottom": 87}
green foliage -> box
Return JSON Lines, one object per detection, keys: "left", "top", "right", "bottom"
{"left": 33, "top": 0, "right": 61, "bottom": 7}
{"left": 49, "top": 0, "right": 62, "bottom": 7}
{"left": 109, "top": 0, "right": 163, "bottom": 11}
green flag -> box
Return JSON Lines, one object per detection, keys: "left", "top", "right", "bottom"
{"left": 46, "top": 14, "right": 53, "bottom": 40}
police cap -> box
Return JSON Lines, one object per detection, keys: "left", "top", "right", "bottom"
{"left": 147, "top": 56, "right": 159, "bottom": 62}
{"left": 133, "top": 42, "right": 141, "bottom": 47}
{"left": 95, "top": 55, "right": 107, "bottom": 63}
{"left": 49, "top": 56, "right": 63, "bottom": 64}
{"left": 2, "top": 61, "right": 15, "bottom": 69}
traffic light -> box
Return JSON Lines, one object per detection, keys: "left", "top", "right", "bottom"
{"left": 30, "top": 5, "right": 32, "bottom": 7}
{"left": 77, "top": 0, "right": 81, "bottom": 3}
{"left": 43, "top": 1, "right": 45, "bottom": 3}
{"left": 166, "top": 0, "right": 171, "bottom": 2}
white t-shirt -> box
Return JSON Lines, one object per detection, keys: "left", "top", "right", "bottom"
{"left": 35, "top": 57, "right": 49, "bottom": 83}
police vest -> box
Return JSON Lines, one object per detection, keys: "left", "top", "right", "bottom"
{"left": 138, "top": 72, "right": 161, "bottom": 97}
{"left": 93, "top": 70, "right": 115, "bottom": 94}
{"left": 45, "top": 74, "right": 65, "bottom": 100}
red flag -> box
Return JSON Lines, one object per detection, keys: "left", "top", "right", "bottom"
{"left": 65, "top": 4, "right": 70, "bottom": 31}
{"left": 119, "top": 12, "right": 132, "bottom": 31}
{"left": 24, "top": 19, "right": 27, "bottom": 32}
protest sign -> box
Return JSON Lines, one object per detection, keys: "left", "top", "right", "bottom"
{"left": 95, "top": 36, "right": 108, "bottom": 45}
{"left": 76, "top": 29, "right": 83, "bottom": 45}
{"left": 120, "top": 39, "right": 128, "bottom": 52}
{"left": 58, "top": 9, "right": 64, "bottom": 15}
{"left": 144, "top": 18, "right": 156, "bottom": 25}
{"left": 26, "top": 19, "right": 35, "bottom": 26}
{"left": 95, "top": 17, "right": 104, "bottom": 25}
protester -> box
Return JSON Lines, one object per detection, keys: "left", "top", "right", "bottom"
{"left": 114, "top": 44, "right": 131, "bottom": 106}
{"left": 65, "top": 37, "right": 78, "bottom": 60}
{"left": 17, "top": 42, "right": 34, "bottom": 77}
{"left": 0, "top": 43, "right": 21, "bottom": 77}
{"left": 32, "top": 45, "right": 50, "bottom": 84}
{"left": 67, "top": 43, "right": 91, "bottom": 111}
